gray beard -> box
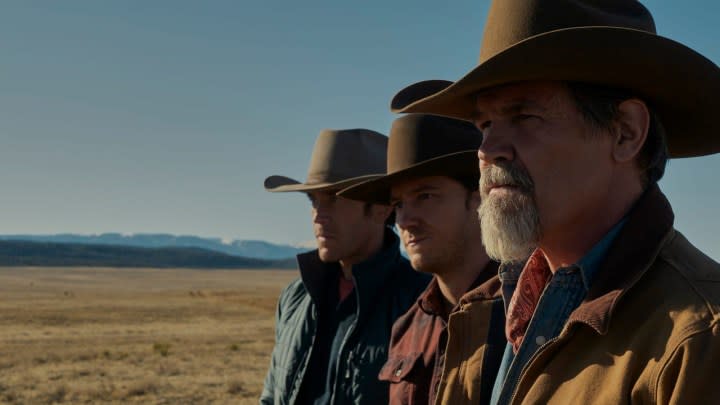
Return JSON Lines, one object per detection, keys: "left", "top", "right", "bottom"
{"left": 477, "top": 190, "right": 540, "bottom": 263}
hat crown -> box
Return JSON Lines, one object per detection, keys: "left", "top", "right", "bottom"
{"left": 387, "top": 114, "right": 481, "bottom": 173}
{"left": 306, "top": 129, "right": 387, "bottom": 185}
{"left": 480, "top": 0, "right": 655, "bottom": 63}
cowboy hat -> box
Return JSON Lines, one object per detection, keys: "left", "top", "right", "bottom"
{"left": 391, "top": 0, "right": 720, "bottom": 158}
{"left": 264, "top": 128, "right": 387, "bottom": 193}
{"left": 338, "top": 114, "right": 482, "bottom": 204}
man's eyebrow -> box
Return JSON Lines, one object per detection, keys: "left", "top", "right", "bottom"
{"left": 475, "top": 98, "right": 547, "bottom": 120}
{"left": 390, "top": 184, "right": 441, "bottom": 201}
{"left": 411, "top": 185, "right": 440, "bottom": 193}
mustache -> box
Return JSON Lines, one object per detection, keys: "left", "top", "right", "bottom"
{"left": 480, "top": 162, "right": 534, "bottom": 195}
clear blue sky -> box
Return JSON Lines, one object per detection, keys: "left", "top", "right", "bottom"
{"left": 0, "top": 1, "right": 718, "bottom": 260}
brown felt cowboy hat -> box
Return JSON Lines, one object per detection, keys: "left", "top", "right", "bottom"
{"left": 391, "top": 0, "right": 720, "bottom": 158}
{"left": 264, "top": 128, "right": 387, "bottom": 193}
{"left": 338, "top": 114, "right": 482, "bottom": 204}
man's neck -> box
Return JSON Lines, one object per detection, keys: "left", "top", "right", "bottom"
{"left": 339, "top": 262, "right": 354, "bottom": 280}
{"left": 435, "top": 248, "right": 491, "bottom": 310}
{"left": 541, "top": 184, "right": 642, "bottom": 272}
{"left": 338, "top": 230, "right": 386, "bottom": 280}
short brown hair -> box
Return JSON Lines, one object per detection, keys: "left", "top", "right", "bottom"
{"left": 363, "top": 202, "right": 396, "bottom": 228}
{"left": 449, "top": 174, "right": 479, "bottom": 192}
{"left": 566, "top": 82, "right": 668, "bottom": 188}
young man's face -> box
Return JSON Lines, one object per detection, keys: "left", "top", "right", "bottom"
{"left": 307, "top": 190, "right": 386, "bottom": 264}
{"left": 475, "top": 80, "right": 617, "bottom": 262}
{"left": 391, "top": 176, "right": 482, "bottom": 275}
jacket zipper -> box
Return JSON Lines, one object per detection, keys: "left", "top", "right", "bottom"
{"left": 344, "top": 351, "right": 355, "bottom": 379}
{"left": 289, "top": 307, "right": 318, "bottom": 405}
{"left": 329, "top": 275, "right": 360, "bottom": 405}
{"left": 506, "top": 335, "right": 560, "bottom": 405}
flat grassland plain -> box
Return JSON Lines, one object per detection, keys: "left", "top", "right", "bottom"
{"left": 0, "top": 267, "right": 297, "bottom": 404}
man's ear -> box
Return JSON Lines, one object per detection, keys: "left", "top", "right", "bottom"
{"left": 612, "top": 98, "right": 650, "bottom": 163}
{"left": 467, "top": 189, "right": 481, "bottom": 211}
{"left": 470, "top": 189, "right": 481, "bottom": 204}
{"left": 373, "top": 204, "right": 394, "bottom": 225}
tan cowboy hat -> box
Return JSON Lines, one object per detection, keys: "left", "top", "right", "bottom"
{"left": 391, "top": 0, "right": 720, "bottom": 158}
{"left": 264, "top": 128, "right": 387, "bottom": 193}
{"left": 338, "top": 114, "right": 482, "bottom": 204}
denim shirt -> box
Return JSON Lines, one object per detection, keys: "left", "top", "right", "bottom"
{"left": 490, "top": 220, "right": 626, "bottom": 405}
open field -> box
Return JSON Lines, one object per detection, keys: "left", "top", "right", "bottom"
{"left": 0, "top": 267, "right": 297, "bottom": 404}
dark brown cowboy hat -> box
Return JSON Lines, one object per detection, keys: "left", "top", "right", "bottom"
{"left": 338, "top": 114, "right": 482, "bottom": 204}
{"left": 264, "top": 128, "right": 387, "bottom": 193}
{"left": 391, "top": 0, "right": 720, "bottom": 158}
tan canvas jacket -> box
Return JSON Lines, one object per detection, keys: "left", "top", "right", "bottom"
{"left": 436, "top": 185, "right": 720, "bottom": 405}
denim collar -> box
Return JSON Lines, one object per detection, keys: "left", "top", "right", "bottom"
{"left": 575, "top": 217, "right": 627, "bottom": 291}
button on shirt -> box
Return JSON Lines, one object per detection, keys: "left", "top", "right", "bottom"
{"left": 490, "top": 220, "right": 626, "bottom": 405}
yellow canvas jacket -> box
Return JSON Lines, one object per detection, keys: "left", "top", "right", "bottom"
{"left": 434, "top": 276, "right": 506, "bottom": 405}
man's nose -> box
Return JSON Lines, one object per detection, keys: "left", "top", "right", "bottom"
{"left": 395, "top": 204, "right": 419, "bottom": 230}
{"left": 312, "top": 207, "right": 331, "bottom": 225}
{"left": 477, "top": 125, "right": 515, "bottom": 169}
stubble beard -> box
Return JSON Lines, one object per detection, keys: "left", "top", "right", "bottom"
{"left": 408, "top": 236, "right": 466, "bottom": 276}
{"left": 477, "top": 163, "right": 541, "bottom": 263}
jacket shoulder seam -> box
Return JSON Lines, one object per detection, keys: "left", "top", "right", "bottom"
{"left": 656, "top": 251, "right": 720, "bottom": 319}
{"left": 652, "top": 319, "right": 719, "bottom": 403}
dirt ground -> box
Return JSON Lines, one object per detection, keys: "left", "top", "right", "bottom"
{"left": 0, "top": 266, "right": 297, "bottom": 404}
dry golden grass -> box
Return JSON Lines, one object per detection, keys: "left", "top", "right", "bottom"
{"left": 0, "top": 266, "right": 297, "bottom": 404}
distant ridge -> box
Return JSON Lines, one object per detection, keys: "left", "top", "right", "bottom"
{"left": 0, "top": 233, "right": 308, "bottom": 260}
{"left": 0, "top": 240, "right": 297, "bottom": 269}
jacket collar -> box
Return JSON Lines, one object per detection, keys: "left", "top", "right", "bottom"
{"left": 567, "top": 184, "right": 675, "bottom": 334}
{"left": 418, "top": 277, "right": 446, "bottom": 316}
{"left": 296, "top": 229, "right": 404, "bottom": 315}
{"left": 418, "top": 260, "right": 501, "bottom": 317}
{"left": 458, "top": 260, "right": 502, "bottom": 305}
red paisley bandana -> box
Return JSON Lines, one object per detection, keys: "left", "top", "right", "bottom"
{"left": 505, "top": 249, "right": 552, "bottom": 353}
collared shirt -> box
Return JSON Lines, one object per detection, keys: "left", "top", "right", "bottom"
{"left": 379, "top": 260, "right": 499, "bottom": 405}
{"left": 490, "top": 220, "right": 626, "bottom": 405}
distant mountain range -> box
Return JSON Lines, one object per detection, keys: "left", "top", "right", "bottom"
{"left": 0, "top": 240, "right": 297, "bottom": 269}
{"left": 0, "top": 233, "right": 309, "bottom": 260}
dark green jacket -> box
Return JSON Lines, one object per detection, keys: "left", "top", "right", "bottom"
{"left": 260, "top": 231, "right": 430, "bottom": 405}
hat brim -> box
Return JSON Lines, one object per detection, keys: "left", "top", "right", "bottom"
{"left": 264, "top": 174, "right": 385, "bottom": 193}
{"left": 392, "top": 26, "right": 720, "bottom": 158}
{"left": 337, "top": 150, "right": 479, "bottom": 204}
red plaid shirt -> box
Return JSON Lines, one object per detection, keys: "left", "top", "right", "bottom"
{"left": 379, "top": 261, "right": 499, "bottom": 405}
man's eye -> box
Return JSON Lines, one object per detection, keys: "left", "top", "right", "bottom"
{"left": 475, "top": 120, "right": 491, "bottom": 130}
{"left": 390, "top": 201, "right": 403, "bottom": 210}
{"left": 512, "top": 114, "right": 536, "bottom": 123}
{"left": 418, "top": 193, "right": 433, "bottom": 201}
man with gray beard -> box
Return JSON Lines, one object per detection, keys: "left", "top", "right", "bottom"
{"left": 477, "top": 162, "right": 538, "bottom": 263}
{"left": 389, "top": 0, "right": 720, "bottom": 404}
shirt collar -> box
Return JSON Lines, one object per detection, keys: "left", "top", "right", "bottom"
{"left": 418, "top": 277, "right": 446, "bottom": 316}
{"left": 419, "top": 260, "right": 501, "bottom": 316}
{"left": 575, "top": 217, "right": 627, "bottom": 291}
